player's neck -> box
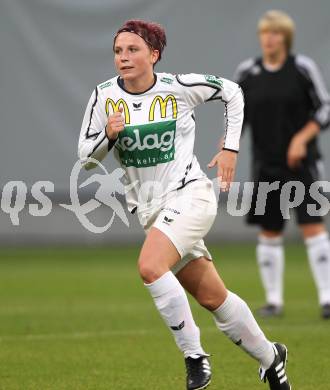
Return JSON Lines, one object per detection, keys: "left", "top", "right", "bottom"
{"left": 263, "top": 50, "right": 287, "bottom": 70}
{"left": 122, "top": 72, "right": 156, "bottom": 94}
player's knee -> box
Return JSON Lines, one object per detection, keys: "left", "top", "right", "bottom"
{"left": 300, "top": 223, "right": 326, "bottom": 239}
{"left": 138, "top": 257, "right": 163, "bottom": 283}
{"left": 197, "top": 293, "right": 225, "bottom": 311}
{"left": 260, "top": 230, "right": 283, "bottom": 239}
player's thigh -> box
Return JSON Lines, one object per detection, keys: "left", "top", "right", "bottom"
{"left": 153, "top": 180, "right": 217, "bottom": 259}
{"left": 157, "top": 181, "right": 217, "bottom": 252}
{"left": 176, "top": 257, "right": 227, "bottom": 311}
{"left": 138, "top": 226, "right": 181, "bottom": 283}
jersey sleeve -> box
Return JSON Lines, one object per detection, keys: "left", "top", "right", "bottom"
{"left": 176, "top": 73, "right": 244, "bottom": 152}
{"left": 78, "top": 87, "right": 115, "bottom": 170}
{"left": 233, "top": 59, "right": 255, "bottom": 130}
{"left": 233, "top": 58, "right": 255, "bottom": 83}
{"left": 296, "top": 55, "right": 330, "bottom": 130}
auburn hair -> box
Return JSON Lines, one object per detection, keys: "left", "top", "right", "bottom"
{"left": 114, "top": 19, "right": 167, "bottom": 63}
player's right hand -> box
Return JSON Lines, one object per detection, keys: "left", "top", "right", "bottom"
{"left": 287, "top": 133, "right": 307, "bottom": 169}
{"left": 106, "top": 107, "right": 125, "bottom": 140}
{"left": 208, "top": 149, "right": 237, "bottom": 192}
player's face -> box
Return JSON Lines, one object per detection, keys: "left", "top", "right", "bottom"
{"left": 114, "top": 32, "right": 159, "bottom": 81}
{"left": 259, "top": 29, "right": 286, "bottom": 57}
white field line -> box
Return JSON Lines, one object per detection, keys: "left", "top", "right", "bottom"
{"left": 0, "top": 303, "right": 153, "bottom": 315}
{"left": 1, "top": 327, "right": 220, "bottom": 342}
{"left": 0, "top": 323, "right": 325, "bottom": 343}
{"left": 0, "top": 329, "right": 151, "bottom": 342}
{"left": 0, "top": 301, "right": 314, "bottom": 315}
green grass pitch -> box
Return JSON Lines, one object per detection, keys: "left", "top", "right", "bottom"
{"left": 0, "top": 244, "right": 329, "bottom": 389}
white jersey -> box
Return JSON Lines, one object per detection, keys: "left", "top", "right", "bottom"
{"left": 78, "top": 72, "right": 244, "bottom": 214}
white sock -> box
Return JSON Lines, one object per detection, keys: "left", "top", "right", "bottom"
{"left": 145, "top": 271, "right": 206, "bottom": 358}
{"left": 305, "top": 232, "right": 330, "bottom": 305}
{"left": 213, "top": 291, "right": 275, "bottom": 369}
{"left": 257, "top": 235, "right": 284, "bottom": 306}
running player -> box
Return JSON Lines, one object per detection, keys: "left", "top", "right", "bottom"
{"left": 78, "top": 19, "right": 291, "bottom": 389}
{"left": 234, "top": 10, "right": 330, "bottom": 319}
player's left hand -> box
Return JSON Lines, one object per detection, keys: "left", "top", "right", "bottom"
{"left": 287, "top": 134, "right": 307, "bottom": 169}
{"left": 208, "top": 150, "right": 237, "bottom": 192}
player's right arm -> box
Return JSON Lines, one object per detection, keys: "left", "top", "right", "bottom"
{"left": 176, "top": 73, "right": 244, "bottom": 191}
{"left": 78, "top": 87, "right": 124, "bottom": 170}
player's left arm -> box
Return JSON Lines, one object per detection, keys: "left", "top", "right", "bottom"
{"left": 289, "top": 56, "right": 330, "bottom": 168}
{"left": 287, "top": 120, "right": 320, "bottom": 169}
{"left": 176, "top": 73, "right": 244, "bottom": 191}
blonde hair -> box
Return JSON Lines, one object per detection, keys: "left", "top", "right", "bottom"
{"left": 258, "top": 10, "right": 295, "bottom": 52}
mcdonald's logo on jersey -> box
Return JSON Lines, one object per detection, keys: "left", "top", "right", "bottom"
{"left": 105, "top": 98, "right": 130, "bottom": 124}
{"left": 149, "top": 95, "right": 178, "bottom": 122}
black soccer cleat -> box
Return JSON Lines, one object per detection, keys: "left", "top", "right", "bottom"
{"left": 259, "top": 343, "right": 291, "bottom": 389}
{"left": 321, "top": 303, "right": 330, "bottom": 319}
{"left": 257, "top": 304, "right": 283, "bottom": 318}
{"left": 185, "top": 354, "right": 211, "bottom": 390}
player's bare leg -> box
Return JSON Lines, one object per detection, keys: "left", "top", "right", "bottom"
{"left": 138, "top": 227, "right": 211, "bottom": 390}
{"left": 300, "top": 223, "right": 330, "bottom": 319}
{"left": 176, "top": 257, "right": 227, "bottom": 311}
{"left": 138, "top": 227, "right": 180, "bottom": 283}
{"left": 177, "top": 257, "right": 291, "bottom": 389}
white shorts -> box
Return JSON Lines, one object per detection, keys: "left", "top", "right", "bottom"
{"left": 138, "top": 179, "right": 218, "bottom": 274}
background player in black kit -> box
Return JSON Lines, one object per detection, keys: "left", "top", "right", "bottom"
{"left": 234, "top": 10, "right": 330, "bottom": 318}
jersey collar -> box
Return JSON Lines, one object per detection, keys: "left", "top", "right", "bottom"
{"left": 259, "top": 54, "right": 292, "bottom": 73}
{"left": 117, "top": 73, "right": 157, "bottom": 95}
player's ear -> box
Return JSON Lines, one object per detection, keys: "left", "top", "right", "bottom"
{"left": 151, "top": 49, "right": 159, "bottom": 65}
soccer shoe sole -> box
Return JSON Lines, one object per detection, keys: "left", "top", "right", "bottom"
{"left": 193, "top": 379, "right": 211, "bottom": 390}
{"left": 188, "top": 378, "right": 211, "bottom": 390}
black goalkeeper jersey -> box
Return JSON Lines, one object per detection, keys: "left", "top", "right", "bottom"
{"left": 235, "top": 54, "right": 330, "bottom": 169}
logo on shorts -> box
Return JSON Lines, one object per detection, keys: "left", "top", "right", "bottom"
{"left": 163, "top": 215, "right": 174, "bottom": 225}
{"left": 162, "top": 207, "right": 181, "bottom": 215}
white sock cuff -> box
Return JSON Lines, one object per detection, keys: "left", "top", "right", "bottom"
{"left": 212, "top": 291, "right": 238, "bottom": 321}
{"left": 258, "top": 235, "right": 283, "bottom": 246}
{"left": 305, "top": 232, "right": 329, "bottom": 247}
{"left": 144, "top": 271, "right": 179, "bottom": 298}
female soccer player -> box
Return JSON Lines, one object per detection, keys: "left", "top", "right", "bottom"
{"left": 234, "top": 10, "right": 330, "bottom": 319}
{"left": 79, "top": 20, "right": 291, "bottom": 389}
